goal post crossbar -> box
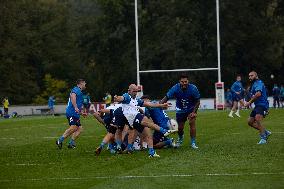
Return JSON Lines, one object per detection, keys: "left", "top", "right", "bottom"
{"left": 139, "top": 68, "right": 218, "bottom": 73}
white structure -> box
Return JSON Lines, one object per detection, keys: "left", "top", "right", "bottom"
{"left": 134, "top": 0, "right": 225, "bottom": 109}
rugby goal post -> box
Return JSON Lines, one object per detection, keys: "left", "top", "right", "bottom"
{"left": 134, "top": 0, "right": 225, "bottom": 110}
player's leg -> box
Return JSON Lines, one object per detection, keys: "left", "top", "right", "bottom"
{"left": 68, "top": 126, "right": 83, "bottom": 149}
{"left": 176, "top": 113, "right": 187, "bottom": 146}
{"left": 189, "top": 116, "right": 198, "bottom": 149}
{"left": 140, "top": 115, "right": 175, "bottom": 136}
{"left": 229, "top": 100, "right": 237, "bottom": 117}
{"left": 56, "top": 116, "right": 79, "bottom": 149}
{"left": 124, "top": 128, "right": 137, "bottom": 153}
{"left": 95, "top": 125, "right": 116, "bottom": 155}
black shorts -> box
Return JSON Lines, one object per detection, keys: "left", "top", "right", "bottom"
{"left": 111, "top": 107, "right": 129, "bottom": 128}
{"left": 132, "top": 113, "right": 145, "bottom": 133}
{"left": 153, "top": 131, "right": 167, "bottom": 145}
{"left": 250, "top": 106, "right": 268, "bottom": 118}
{"left": 67, "top": 116, "right": 81, "bottom": 126}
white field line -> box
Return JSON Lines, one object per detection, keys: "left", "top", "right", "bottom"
{"left": 0, "top": 172, "right": 283, "bottom": 182}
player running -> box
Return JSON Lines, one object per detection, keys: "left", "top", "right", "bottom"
{"left": 244, "top": 71, "right": 271, "bottom": 144}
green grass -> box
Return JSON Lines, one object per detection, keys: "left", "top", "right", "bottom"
{"left": 0, "top": 109, "right": 283, "bottom": 189}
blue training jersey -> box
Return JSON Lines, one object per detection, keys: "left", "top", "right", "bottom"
{"left": 166, "top": 83, "right": 200, "bottom": 113}
{"left": 66, "top": 86, "right": 83, "bottom": 118}
{"left": 250, "top": 79, "right": 269, "bottom": 109}
{"left": 145, "top": 101, "right": 169, "bottom": 128}
{"left": 231, "top": 81, "right": 243, "bottom": 93}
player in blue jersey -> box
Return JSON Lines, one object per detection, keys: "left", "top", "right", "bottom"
{"left": 244, "top": 71, "right": 271, "bottom": 144}
{"left": 160, "top": 74, "right": 200, "bottom": 149}
{"left": 141, "top": 95, "right": 176, "bottom": 148}
{"left": 56, "top": 79, "right": 87, "bottom": 149}
{"left": 228, "top": 75, "right": 244, "bottom": 118}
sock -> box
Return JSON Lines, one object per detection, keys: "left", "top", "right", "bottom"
{"left": 160, "top": 127, "right": 167, "bottom": 134}
{"left": 100, "top": 141, "right": 106, "bottom": 149}
{"left": 148, "top": 148, "right": 155, "bottom": 155}
{"left": 236, "top": 109, "right": 240, "bottom": 114}
{"left": 59, "top": 136, "right": 65, "bottom": 143}
{"left": 165, "top": 139, "right": 172, "bottom": 146}
{"left": 191, "top": 137, "right": 196, "bottom": 144}
{"left": 116, "top": 140, "right": 122, "bottom": 149}
{"left": 69, "top": 139, "right": 75, "bottom": 145}
{"left": 127, "top": 143, "right": 134, "bottom": 151}
{"left": 229, "top": 110, "right": 233, "bottom": 115}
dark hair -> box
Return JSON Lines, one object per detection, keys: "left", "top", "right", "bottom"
{"left": 76, "top": 79, "right": 85, "bottom": 85}
{"left": 140, "top": 95, "right": 150, "bottom": 99}
{"left": 180, "top": 73, "right": 188, "bottom": 80}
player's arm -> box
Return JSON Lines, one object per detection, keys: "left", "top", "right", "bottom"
{"left": 245, "top": 91, "right": 261, "bottom": 107}
{"left": 143, "top": 101, "right": 170, "bottom": 109}
{"left": 114, "top": 95, "right": 124, "bottom": 102}
{"left": 93, "top": 111, "right": 105, "bottom": 125}
{"left": 160, "top": 96, "right": 168, "bottom": 104}
{"left": 70, "top": 93, "right": 79, "bottom": 113}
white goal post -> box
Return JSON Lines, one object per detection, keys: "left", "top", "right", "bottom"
{"left": 134, "top": 0, "right": 225, "bottom": 110}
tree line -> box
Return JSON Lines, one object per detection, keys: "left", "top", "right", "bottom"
{"left": 0, "top": 0, "right": 283, "bottom": 104}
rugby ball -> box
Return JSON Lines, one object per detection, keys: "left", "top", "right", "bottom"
{"left": 170, "top": 119, "right": 178, "bottom": 130}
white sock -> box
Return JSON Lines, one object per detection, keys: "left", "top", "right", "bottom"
{"left": 229, "top": 110, "right": 233, "bottom": 116}
{"left": 236, "top": 109, "right": 240, "bottom": 114}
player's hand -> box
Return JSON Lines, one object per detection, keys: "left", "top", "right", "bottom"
{"left": 75, "top": 107, "right": 80, "bottom": 113}
{"left": 189, "top": 112, "right": 197, "bottom": 118}
{"left": 114, "top": 95, "right": 119, "bottom": 102}
{"left": 160, "top": 102, "right": 171, "bottom": 109}
{"left": 244, "top": 102, "right": 250, "bottom": 108}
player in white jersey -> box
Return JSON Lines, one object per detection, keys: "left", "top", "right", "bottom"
{"left": 112, "top": 84, "right": 177, "bottom": 157}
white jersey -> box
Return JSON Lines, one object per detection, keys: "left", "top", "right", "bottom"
{"left": 106, "top": 103, "right": 121, "bottom": 111}
{"left": 121, "top": 93, "right": 144, "bottom": 126}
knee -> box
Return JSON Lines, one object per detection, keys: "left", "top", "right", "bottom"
{"left": 247, "top": 119, "right": 254, "bottom": 126}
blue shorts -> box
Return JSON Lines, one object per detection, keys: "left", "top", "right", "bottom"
{"left": 67, "top": 116, "right": 81, "bottom": 126}
{"left": 158, "top": 120, "right": 170, "bottom": 130}
{"left": 250, "top": 106, "right": 268, "bottom": 118}
{"left": 232, "top": 93, "right": 242, "bottom": 101}
{"left": 111, "top": 107, "right": 129, "bottom": 128}
{"left": 133, "top": 113, "right": 145, "bottom": 133}
{"left": 176, "top": 110, "right": 193, "bottom": 123}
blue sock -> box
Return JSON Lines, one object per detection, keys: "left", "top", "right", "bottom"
{"left": 148, "top": 148, "right": 155, "bottom": 155}
{"left": 165, "top": 139, "right": 172, "bottom": 146}
{"left": 160, "top": 127, "right": 167, "bottom": 134}
{"left": 100, "top": 141, "right": 106, "bottom": 149}
{"left": 69, "top": 139, "right": 75, "bottom": 145}
{"left": 59, "top": 136, "right": 65, "bottom": 143}
{"left": 116, "top": 140, "right": 122, "bottom": 148}
{"left": 127, "top": 143, "right": 134, "bottom": 151}
{"left": 191, "top": 137, "right": 196, "bottom": 144}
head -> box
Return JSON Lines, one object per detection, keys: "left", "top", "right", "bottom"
{"left": 179, "top": 73, "right": 189, "bottom": 89}
{"left": 236, "top": 75, "right": 241, "bottom": 81}
{"left": 248, "top": 71, "right": 258, "bottom": 82}
{"left": 128, "top": 84, "right": 139, "bottom": 98}
{"left": 76, "top": 79, "right": 86, "bottom": 90}
{"left": 140, "top": 95, "right": 150, "bottom": 102}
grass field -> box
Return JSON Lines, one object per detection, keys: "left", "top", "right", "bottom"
{"left": 0, "top": 109, "right": 283, "bottom": 189}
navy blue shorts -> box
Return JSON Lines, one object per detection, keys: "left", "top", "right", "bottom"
{"left": 133, "top": 113, "right": 145, "bottom": 133}
{"left": 250, "top": 106, "right": 268, "bottom": 118}
{"left": 111, "top": 107, "right": 129, "bottom": 128}
{"left": 232, "top": 93, "right": 242, "bottom": 101}
{"left": 67, "top": 116, "right": 81, "bottom": 127}
{"left": 176, "top": 110, "right": 193, "bottom": 123}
